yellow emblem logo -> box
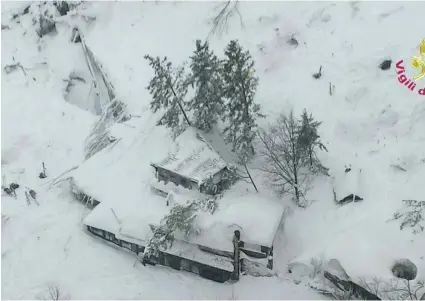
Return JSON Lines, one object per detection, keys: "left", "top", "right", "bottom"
{"left": 411, "top": 39, "right": 425, "bottom": 81}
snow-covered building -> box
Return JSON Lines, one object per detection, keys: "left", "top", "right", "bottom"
{"left": 82, "top": 190, "right": 284, "bottom": 282}
{"left": 150, "top": 127, "right": 232, "bottom": 196}
{"left": 70, "top": 121, "right": 284, "bottom": 282}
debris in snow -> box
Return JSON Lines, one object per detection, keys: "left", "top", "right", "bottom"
{"left": 312, "top": 66, "right": 322, "bottom": 79}
{"left": 379, "top": 59, "right": 392, "bottom": 70}
{"left": 8, "top": 183, "right": 20, "bottom": 197}
{"left": 391, "top": 259, "right": 418, "bottom": 281}
{"left": 70, "top": 27, "right": 81, "bottom": 43}
{"left": 10, "top": 183, "right": 19, "bottom": 190}
{"left": 3, "top": 187, "right": 14, "bottom": 196}
{"left": 323, "top": 264, "right": 381, "bottom": 300}
{"left": 3, "top": 181, "right": 19, "bottom": 197}
{"left": 39, "top": 162, "right": 47, "bottom": 179}
{"left": 23, "top": 5, "right": 30, "bottom": 15}
{"left": 29, "top": 189, "right": 37, "bottom": 199}
{"left": 391, "top": 200, "right": 425, "bottom": 234}
{"left": 337, "top": 194, "right": 364, "bottom": 205}
{"left": 390, "top": 164, "right": 407, "bottom": 172}
{"left": 1, "top": 24, "right": 10, "bottom": 30}
{"left": 36, "top": 15, "right": 57, "bottom": 38}
{"left": 329, "top": 82, "right": 334, "bottom": 96}
{"left": 25, "top": 188, "right": 39, "bottom": 206}
{"left": 287, "top": 34, "right": 299, "bottom": 47}
{"left": 53, "top": 1, "right": 70, "bottom": 16}
{"left": 4, "top": 63, "right": 27, "bottom": 76}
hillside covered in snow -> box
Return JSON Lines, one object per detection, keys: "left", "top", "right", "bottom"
{"left": 2, "top": 1, "right": 425, "bottom": 299}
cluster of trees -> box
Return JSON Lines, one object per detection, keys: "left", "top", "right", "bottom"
{"left": 145, "top": 39, "right": 264, "bottom": 166}
{"left": 142, "top": 27, "right": 328, "bottom": 264}
{"left": 145, "top": 39, "right": 328, "bottom": 207}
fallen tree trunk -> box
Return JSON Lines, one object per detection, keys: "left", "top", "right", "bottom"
{"left": 324, "top": 271, "right": 381, "bottom": 300}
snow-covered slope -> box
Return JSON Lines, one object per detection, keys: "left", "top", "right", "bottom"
{"left": 2, "top": 1, "right": 425, "bottom": 299}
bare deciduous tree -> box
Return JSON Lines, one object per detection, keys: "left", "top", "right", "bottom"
{"left": 37, "top": 285, "right": 70, "bottom": 300}
{"left": 360, "top": 277, "right": 424, "bottom": 300}
{"left": 257, "top": 110, "right": 311, "bottom": 207}
{"left": 207, "top": 0, "right": 244, "bottom": 40}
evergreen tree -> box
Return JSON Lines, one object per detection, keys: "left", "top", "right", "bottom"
{"left": 145, "top": 55, "right": 191, "bottom": 132}
{"left": 298, "top": 109, "right": 328, "bottom": 173}
{"left": 187, "top": 40, "right": 224, "bottom": 132}
{"left": 222, "top": 40, "right": 264, "bottom": 164}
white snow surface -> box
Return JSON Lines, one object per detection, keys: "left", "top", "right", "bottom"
{"left": 2, "top": 0, "right": 425, "bottom": 299}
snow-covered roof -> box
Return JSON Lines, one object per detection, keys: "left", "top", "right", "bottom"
{"left": 83, "top": 187, "right": 284, "bottom": 255}
{"left": 151, "top": 127, "right": 228, "bottom": 185}
{"left": 73, "top": 115, "right": 283, "bottom": 258}
{"left": 186, "top": 190, "right": 284, "bottom": 252}
{"left": 165, "top": 239, "right": 234, "bottom": 272}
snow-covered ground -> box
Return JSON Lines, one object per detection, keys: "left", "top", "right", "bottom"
{"left": 2, "top": 1, "right": 425, "bottom": 299}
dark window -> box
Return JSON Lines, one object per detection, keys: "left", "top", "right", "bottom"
{"left": 130, "top": 243, "right": 137, "bottom": 252}
{"left": 165, "top": 254, "right": 181, "bottom": 270}
{"left": 261, "top": 245, "right": 269, "bottom": 254}
{"left": 198, "top": 265, "right": 228, "bottom": 283}
{"left": 121, "top": 241, "right": 132, "bottom": 251}
{"left": 104, "top": 231, "right": 115, "bottom": 241}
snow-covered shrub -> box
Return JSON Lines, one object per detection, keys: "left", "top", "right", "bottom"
{"left": 360, "top": 277, "right": 424, "bottom": 300}
{"left": 391, "top": 259, "right": 418, "bottom": 281}
{"left": 391, "top": 200, "right": 425, "bottom": 234}
{"left": 36, "top": 285, "right": 70, "bottom": 300}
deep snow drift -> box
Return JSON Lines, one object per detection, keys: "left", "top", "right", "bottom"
{"left": 2, "top": 1, "right": 425, "bottom": 299}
